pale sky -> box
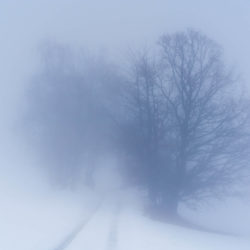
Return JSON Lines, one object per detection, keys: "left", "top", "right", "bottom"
{"left": 1, "top": 0, "right": 250, "bottom": 127}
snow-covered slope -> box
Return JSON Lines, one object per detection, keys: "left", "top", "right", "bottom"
{"left": 1, "top": 170, "right": 249, "bottom": 250}
{"left": 117, "top": 211, "right": 250, "bottom": 250}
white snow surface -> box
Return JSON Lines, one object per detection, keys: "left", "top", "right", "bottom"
{"left": 0, "top": 186, "right": 97, "bottom": 250}
{"left": 0, "top": 161, "right": 250, "bottom": 250}
{"left": 1, "top": 184, "right": 250, "bottom": 250}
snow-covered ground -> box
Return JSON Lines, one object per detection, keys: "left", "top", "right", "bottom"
{"left": 0, "top": 152, "right": 98, "bottom": 250}
{"left": 117, "top": 210, "right": 250, "bottom": 250}
{"left": 1, "top": 182, "right": 250, "bottom": 250}
{"left": 0, "top": 183, "right": 98, "bottom": 250}
{"left": 1, "top": 155, "right": 250, "bottom": 250}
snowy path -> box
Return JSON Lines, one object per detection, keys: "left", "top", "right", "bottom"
{"left": 50, "top": 201, "right": 121, "bottom": 250}
{"left": 51, "top": 203, "right": 102, "bottom": 250}
{"left": 64, "top": 201, "right": 121, "bottom": 250}
{"left": 105, "top": 203, "right": 121, "bottom": 250}
{"left": 58, "top": 205, "right": 250, "bottom": 250}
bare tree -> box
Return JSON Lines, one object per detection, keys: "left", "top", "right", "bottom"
{"left": 124, "top": 30, "right": 250, "bottom": 219}
{"left": 159, "top": 30, "right": 250, "bottom": 216}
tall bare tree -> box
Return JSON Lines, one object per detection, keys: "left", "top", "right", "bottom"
{"left": 156, "top": 30, "right": 250, "bottom": 217}
{"left": 124, "top": 30, "right": 250, "bottom": 219}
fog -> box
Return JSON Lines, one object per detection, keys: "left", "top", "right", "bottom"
{"left": 1, "top": 1, "right": 250, "bottom": 249}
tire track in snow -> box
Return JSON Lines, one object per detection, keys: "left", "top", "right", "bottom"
{"left": 105, "top": 202, "right": 122, "bottom": 250}
{"left": 50, "top": 203, "right": 101, "bottom": 250}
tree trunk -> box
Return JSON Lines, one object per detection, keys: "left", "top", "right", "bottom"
{"left": 147, "top": 189, "right": 179, "bottom": 222}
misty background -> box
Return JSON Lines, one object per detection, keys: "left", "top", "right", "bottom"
{"left": 1, "top": 1, "right": 250, "bottom": 249}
